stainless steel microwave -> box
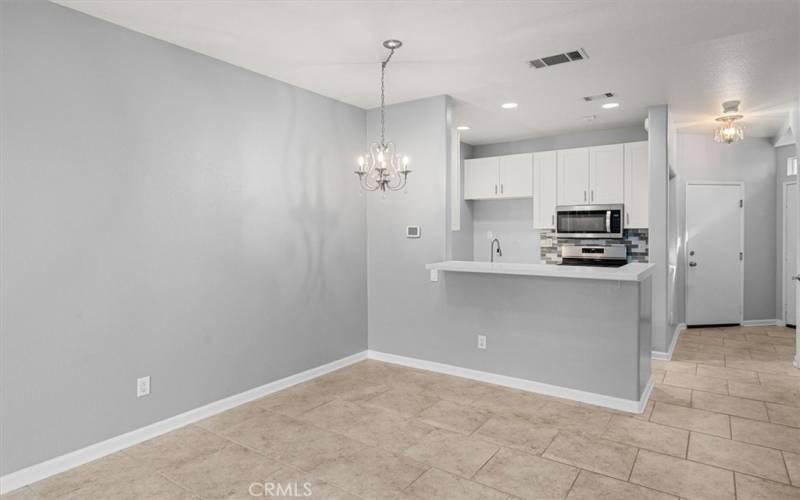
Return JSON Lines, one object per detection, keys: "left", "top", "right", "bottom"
{"left": 556, "top": 204, "right": 624, "bottom": 239}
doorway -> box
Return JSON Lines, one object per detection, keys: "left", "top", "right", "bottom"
{"left": 784, "top": 181, "right": 797, "bottom": 327}
{"left": 685, "top": 181, "right": 744, "bottom": 326}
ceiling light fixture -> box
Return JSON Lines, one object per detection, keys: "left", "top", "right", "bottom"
{"left": 355, "top": 39, "right": 410, "bottom": 193}
{"left": 601, "top": 102, "right": 620, "bottom": 109}
{"left": 456, "top": 125, "right": 471, "bottom": 131}
{"left": 501, "top": 102, "right": 518, "bottom": 109}
{"left": 713, "top": 100, "right": 744, "bottom": 144}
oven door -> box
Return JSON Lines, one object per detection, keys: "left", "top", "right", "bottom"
{"left": 556, "top": 204, "right": 624, "bottom": 238}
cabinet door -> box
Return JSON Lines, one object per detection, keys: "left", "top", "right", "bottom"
{"left": 589, "top": 144, "right": 624, "bottom": 204}
{"left": 498, "top": 153, "right": 533, "bottom": 198}
{"left": 624, "top": 141, "right": 649, "bottom": 228}
{"left": 533, "top": 151, "right": 558, "bottom": 229}
{"left": 464, "top": 157, "right": 499, "bottom": 200}
{"left": 557, "top": 148, "right": 590, "bottom": 205}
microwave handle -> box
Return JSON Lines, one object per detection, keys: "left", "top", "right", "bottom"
{"left": 606, "top": 211, "right": 611, "bottom": 233}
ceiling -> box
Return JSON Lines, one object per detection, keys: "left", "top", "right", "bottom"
{"left": 57, "top": 0, "right": 799, "bottom": 145}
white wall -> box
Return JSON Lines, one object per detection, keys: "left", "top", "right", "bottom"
{"left": 471, "top": 200, "right": 541, "bottom": 263}
{"left": 675, "top": 134, "right": 777, "bottom": 322}
{"left": 470, "top": 126, "right": 647, "bottom": 158}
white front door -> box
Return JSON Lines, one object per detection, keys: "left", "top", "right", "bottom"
{"left": 685, "top": 182, "right": 743, "bottom": 326}
{"left": 785, "top": 182, "right": 797, "bottom": 326}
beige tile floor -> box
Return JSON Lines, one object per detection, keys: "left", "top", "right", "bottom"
{"left": 4, "top": 325, "right": 800, "bottom": 500}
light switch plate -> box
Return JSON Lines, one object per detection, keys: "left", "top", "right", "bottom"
{"left": 406, "top": 226, "right": 421, "bottom": 238}
{"left": 137, "top": 376, "right": 150, "bottom": 398}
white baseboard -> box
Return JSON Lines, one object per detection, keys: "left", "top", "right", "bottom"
{"left": 741, "top": 319, "right": 782, "bottom": 326}
{"left": 0, "top": 351, "right": 368, "bottom": 495}
{"left": 652, "top": 323, "right": 685, "bottom": 361}
{"left": 366, "top": 350, "right": 650, "bottom": 414}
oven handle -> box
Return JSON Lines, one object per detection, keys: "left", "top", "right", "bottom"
{"left": 606, "top": 211, "right": 611, "bottom": 233}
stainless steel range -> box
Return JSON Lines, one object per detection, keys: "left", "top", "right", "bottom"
{"left": 559, "top": 244, "right": 627, "bottom": 267}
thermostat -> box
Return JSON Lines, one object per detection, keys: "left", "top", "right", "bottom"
{"left": 406, "top": 226, "right": 421, "bottom": 238}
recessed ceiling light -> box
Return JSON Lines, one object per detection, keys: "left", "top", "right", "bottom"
{"left": 501, "top": 102, "right": 518, "bottom": 109}
{"left": 601, "top": 102, "right": 620, "bottom": 109}
{"left": 456, "top": 125, "right": 471, "bottom": 131}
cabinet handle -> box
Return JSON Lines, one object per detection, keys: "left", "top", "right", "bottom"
{"left": 500, "top": 184, "right": 504, "bottom": 194}
{"left": 584, "top": 190, "right": 587, "bottom": 202}
{"left": 495, "top": 185, "right": 498, "bottom": 195}
{"left": 626, "top": 212, "right": 630, "bottom": 225}
{"left": 551, "top": 214, "right": 555, "bottom": 225}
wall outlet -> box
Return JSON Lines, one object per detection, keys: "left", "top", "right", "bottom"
{"left": 477, "top": 335, "right": 487, "bottom": 350}
{"left": 136, "top": 376, "right": 150, "bottom": 398}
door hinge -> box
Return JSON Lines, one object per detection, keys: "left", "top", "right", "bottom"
{"left": 739, "top": 252, "right": 743, "bottom": 260}
{"left": 739, "top": 199, "right": 743, "bottom": 208}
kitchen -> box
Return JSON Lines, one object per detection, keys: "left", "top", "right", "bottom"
{"left": 422, "top": 120, "right": 657, "bottom": 412}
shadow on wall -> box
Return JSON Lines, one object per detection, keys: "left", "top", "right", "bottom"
{"left": 240, "top": 89, "right": 352, "bottom": 313}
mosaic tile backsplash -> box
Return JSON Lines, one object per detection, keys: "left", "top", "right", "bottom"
{"left": 539, "top": 229, "right": 649, "bottom": 264}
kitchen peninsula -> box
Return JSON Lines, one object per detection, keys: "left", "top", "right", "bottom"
{"left": 422, "top": 259, "right": 655, "bottom": 412}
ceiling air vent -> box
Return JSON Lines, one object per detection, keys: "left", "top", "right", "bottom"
{"left": 583, "top": 92, "right": 615, "bottom": 102}
{"left": 529, "top": 48, "right": 588, "bottom": 69}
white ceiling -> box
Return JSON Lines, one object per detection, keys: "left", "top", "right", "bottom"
{"left": 57, "top": 0, "right": 799, "bottom": 145}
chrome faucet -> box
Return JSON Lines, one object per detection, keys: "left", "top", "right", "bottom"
{"left": 490, "top": 238, "right": 503, "bottom": 263}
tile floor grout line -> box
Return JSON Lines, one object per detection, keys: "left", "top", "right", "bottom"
{"left": 782, "top": 450, "right": 794, "bottom": 487}
{"left": 626, "top": 448, "right": 640, "bottom": 481}
{"left": 468, "top": 445, "right": 501, "bottom": 481}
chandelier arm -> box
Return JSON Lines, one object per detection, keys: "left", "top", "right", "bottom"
{"left": 359, "top": 173, "right": 381, "bottom": 192}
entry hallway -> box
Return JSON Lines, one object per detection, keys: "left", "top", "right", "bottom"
{"left": 4, "top": 326, "right": 800, "bottom": 500}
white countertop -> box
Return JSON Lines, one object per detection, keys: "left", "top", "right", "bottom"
{"left": 425, "top": 260, "right": 655, "bottom": 282}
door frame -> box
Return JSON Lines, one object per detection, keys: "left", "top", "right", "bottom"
{"left": 684, "top": 181, "right": 745, "bottom": 325}
{"left": 782, "top": 180, "right": 797, "bottom": 326}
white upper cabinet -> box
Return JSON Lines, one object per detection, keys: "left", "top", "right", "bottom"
{"left": 464, "top": 154, "right": 532, "bottom": 200}
{"left": 533, "top": 151, "right": 558, "bottom": 229}
{"left": 624, "top": 141, "right": 649, "bottom": 228}
{"left": 557, "top": 147, "right": 590, "bottom": 205}
{"left": 498, "top": 154, "right": 533, "bottom": 198}
{"left": 589, "top": 144, "right": 624, "bottom": 204}
{"left": 464, "top": 157, "right": 499, "bottom": 200}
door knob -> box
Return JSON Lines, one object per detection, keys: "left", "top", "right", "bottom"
{"left": 689, "top": 262, "right": 697, "bottom": 267}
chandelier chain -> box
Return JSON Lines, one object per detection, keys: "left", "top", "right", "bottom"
{"left": 380, "top": 47, "right": 395, "bottom": 147}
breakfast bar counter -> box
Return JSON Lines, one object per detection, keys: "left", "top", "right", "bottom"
{"left": 426, "top": 260, "right": 655, "bottom": 282}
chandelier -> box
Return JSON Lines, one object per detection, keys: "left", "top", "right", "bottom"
{"left": 355, "top": 40, "right": 411, "bottom": 192}
{"left": 713, "top": 100, "right": 744, "bottom": 144}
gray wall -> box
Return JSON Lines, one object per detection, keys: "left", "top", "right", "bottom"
{"left": 648, "top": 106, "right": 671, "bottom": 352}
{"left": 775, "top": 144, "right": 798, "bottom": 321}
{"left": 450, "top": 141, "right": 474, "bottom": 261}
{"left": 367, "top": 97, "right": 650, "bottom": 401}
{"left": 1, "top": 1, "right": 367, "bottom": 475}
{"left": 675, "top": 134, "right": 777, "bottom": 322}
{"left": 470, "top": 126, "right": 647, "bottom": 158}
